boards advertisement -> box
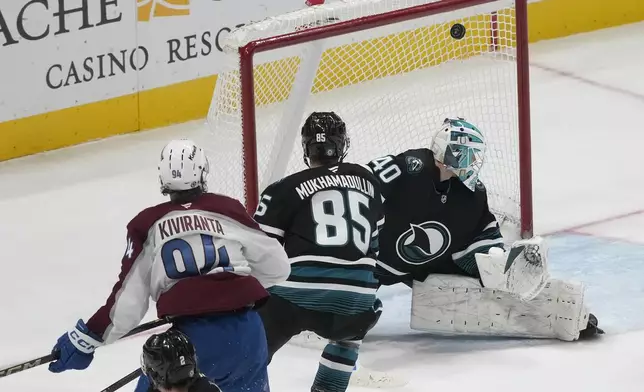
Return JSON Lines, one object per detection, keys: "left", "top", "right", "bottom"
{"left": 0, "top": 0, "right": 642, "bottom": 161}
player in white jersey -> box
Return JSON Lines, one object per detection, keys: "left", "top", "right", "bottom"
{"left": 47, "top": 139, "right": 290, "bottom": 392}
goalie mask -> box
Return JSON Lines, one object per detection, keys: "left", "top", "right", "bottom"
{"left": 301, "top": 111, "right": 350, "bottom": 167}
{"left": 430, "top": 118, "right": 486, "bottom": 191}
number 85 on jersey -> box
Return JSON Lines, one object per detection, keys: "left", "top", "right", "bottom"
{"left": 256, "top": 188, "right": 377, "bottom": 256}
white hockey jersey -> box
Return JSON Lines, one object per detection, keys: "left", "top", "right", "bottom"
{"left": 86, "top": 193, "right": 290, "bottom": 344}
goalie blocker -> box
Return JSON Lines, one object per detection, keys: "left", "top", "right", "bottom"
{"left": 409, "top": 236, "right": 603, "bottom": 341}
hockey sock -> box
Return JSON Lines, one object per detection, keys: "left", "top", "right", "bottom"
{"left": 311, "top": 340, "right": 360, "bottom": 392}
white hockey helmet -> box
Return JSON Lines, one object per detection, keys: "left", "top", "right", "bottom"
{"left": 158, "top": 139, "right": 210, "bottom": 194}
{"left": 430, "top": 118, "right": 486, "bottom": 191}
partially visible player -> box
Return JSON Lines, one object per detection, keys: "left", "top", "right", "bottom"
{"left": 254, "top": 112, "right": 385, "bottom": 392}
{"left": 141, "top": 330, "right": 222, "bottom": 392}
{"left": 367, "top": 118, "right": 603, "bottom": 341}
{"left": 47, "top": 139, "right": 290, "bottom": 392}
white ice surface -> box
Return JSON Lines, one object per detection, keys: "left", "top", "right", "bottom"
{"left": 1, "top": 22, "right": 644, "bottom": 392}
{"left": 573, "top": 212, "right": 644, "bottom": 244}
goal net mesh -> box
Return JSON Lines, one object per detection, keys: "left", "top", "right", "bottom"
{"left": 207, "top": 0, "right": 523, "bottom": 234}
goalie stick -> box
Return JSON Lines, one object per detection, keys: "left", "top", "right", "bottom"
{"left": 0, "top": 318, "right": 170, "bottom": 378}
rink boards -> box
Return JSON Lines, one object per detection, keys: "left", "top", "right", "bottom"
{"left": 0, "top": 0, "right": 643, "bottom": 161}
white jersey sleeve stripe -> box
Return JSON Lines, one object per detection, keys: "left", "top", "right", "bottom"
{"left": 259, "top": 223, "right": 285, "bottom": 238}
{"left": 376, "top": 259, "right": 408, "bottom": 276}
{"left": 451, "top": 238, "right": 505, "bottom": 260}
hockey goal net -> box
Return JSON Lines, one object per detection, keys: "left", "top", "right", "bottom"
{"left": 206, "top": 0, "right": 533, "bottom": 238}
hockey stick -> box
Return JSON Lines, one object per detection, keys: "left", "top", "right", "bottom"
{"left": 0, "top": 318, "right": 170, "bottom": 378}
{"left": 100, "top": 368, "right": 143, "bottom": 392}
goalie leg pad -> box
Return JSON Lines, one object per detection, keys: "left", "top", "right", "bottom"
{"left": 410, "top": 275, "right": 590, "bottom": 341}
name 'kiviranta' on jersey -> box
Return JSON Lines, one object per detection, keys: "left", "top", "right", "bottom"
{"left": 253, "top": 163, "right": 385, "bottom": 316}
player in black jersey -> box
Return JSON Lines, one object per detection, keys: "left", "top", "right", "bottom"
{"left": 368, "top": 118, "right": 602, "bottom": 341}
{"left": 366, "top": 118, "right": 500, "bottom": 284}
{"left": 254, "top": 112, "right": 385, "bottom": 392}
{"left": 141, "top": 330, "right": 222, "bottom": 392}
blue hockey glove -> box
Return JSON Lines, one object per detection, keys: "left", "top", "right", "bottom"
{"left": 48, "top": 319, "right": 103, "bottom": 373}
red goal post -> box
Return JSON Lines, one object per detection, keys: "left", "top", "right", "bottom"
{"left": 207, "top": 0, "right": 533, "bottom": 239}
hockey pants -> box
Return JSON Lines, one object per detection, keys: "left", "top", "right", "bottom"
{"left": 259, "top": 294, "right": 382, "bottom": 392}
{"left": 134, "top": 309, "right": 269, "bottom": 392}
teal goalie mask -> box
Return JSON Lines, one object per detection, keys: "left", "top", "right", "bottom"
{"left": 430, "top": 118, "right": 486, "bottom": 191}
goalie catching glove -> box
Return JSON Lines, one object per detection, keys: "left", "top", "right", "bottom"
{"left": 475, "top": 236, "right": 549, "bottom": 301}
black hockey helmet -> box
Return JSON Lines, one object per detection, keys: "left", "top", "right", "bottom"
{"left": 141, "top": 330, "right": 198, "bottom": 389}
{"left": 301, "top": 111, "right": 350, "bottom": 167}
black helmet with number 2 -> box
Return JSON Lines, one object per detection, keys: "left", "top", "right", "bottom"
{"left": 141, "top": 330, "right": 198, "bottom": 390}
{"left": 301, "top": 111, "right": 350, "bottom": 167}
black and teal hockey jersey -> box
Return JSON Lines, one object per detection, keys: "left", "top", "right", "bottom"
{"left": 253, "top": 163, "right": 384, "bottom": 315}
{"left": 366, "top": 148, "right": 504, "bottom": 285}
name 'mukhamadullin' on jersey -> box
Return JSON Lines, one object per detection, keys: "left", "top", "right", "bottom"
{"left": 253, "top": 163, "right": 385, "bottom": 316}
